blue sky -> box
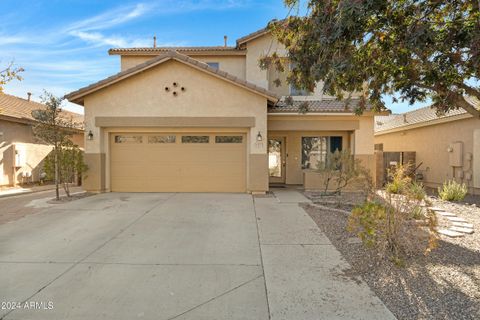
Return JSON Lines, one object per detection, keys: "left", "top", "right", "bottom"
{"left": 1, "top": 0, "right": 429, "bottom": 114}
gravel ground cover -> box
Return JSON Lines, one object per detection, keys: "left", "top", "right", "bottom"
{"left": 302, "top": 192, "right": 480, "bottom": 320}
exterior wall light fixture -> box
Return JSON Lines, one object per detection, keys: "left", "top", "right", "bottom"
{"left": 256, "top": 131, "right": 263, "bottom": 142}
{"left": 88, "top": 130, "right": 94, "bottom": 141}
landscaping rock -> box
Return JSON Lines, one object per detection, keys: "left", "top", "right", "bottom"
{"left": 447, "top": 216, "right": 468, "bottom": 223}
{"left": 437, "top": 229, "right": 465, "bottom": 237}
{"left": 450, "top": 226, "right": 474, "bottom": 234}
{"left": 436, "top": 211, "right": 456, "bottom": 217}
{"left": 452, "top": 222, "right": 474, "bottom": 228}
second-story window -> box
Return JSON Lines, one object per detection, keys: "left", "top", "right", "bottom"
{"left": 206, "top": 62, "right": 219, "bottom": 69}
{"left": 290, "top": 84, "right": 310, "bottom": 96}
{"left": 289, "top": 62, "right": 310, "bottom": 96}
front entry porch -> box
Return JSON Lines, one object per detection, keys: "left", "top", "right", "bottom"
{"left": 267, "top": 131, "right": 349, "bottom": 188}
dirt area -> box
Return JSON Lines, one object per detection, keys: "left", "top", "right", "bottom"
{"left": 47, "top": 191, "right": 93, "bottom": 204}
{"left": 304, "top": 191, "right": 367, "bottom": 211}
{"left": 302, "top": 192, "right": 480, "bottom": 320}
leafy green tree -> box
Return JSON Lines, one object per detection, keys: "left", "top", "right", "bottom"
{"left": 43, "top": 140, "right": 87, "bottom": 197}
{"left": 0, "top": 61, "right": 24, "bottom": 93}
{"left": 264, "top": 0, "right": 480, "bottom": 116}
{"left": 31, "top": 91, "right": 85, "bottom": 200}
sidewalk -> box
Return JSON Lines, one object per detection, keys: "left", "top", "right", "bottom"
{"left": 255, "top": 188, "right": 396, "bottom": 320}
{"left": 0, "top": 184, "right": 58, "bottom": 198}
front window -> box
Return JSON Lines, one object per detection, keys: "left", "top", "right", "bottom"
{"left": 302, "top": 136, "right": 343, "bottom": 169}
{"left": 302, "top": 137, "right": 327, "bottom": 169}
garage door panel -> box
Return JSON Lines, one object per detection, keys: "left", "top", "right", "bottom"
{"left": 110, "top": 132, "right": 246, "bottom": 192}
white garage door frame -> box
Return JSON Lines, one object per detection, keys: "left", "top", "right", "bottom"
{"left": 104, "top": 127, "right": 250, "bottom": 192}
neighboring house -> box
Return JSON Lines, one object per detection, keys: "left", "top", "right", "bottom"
{"left": 375, "top": 98, "right": 480, "bottom": 195}
{"left": 66, "top": 24, "right": 382, "bottom": 193}
{"left": 0, "top": 93, "right": 84, "bottom": 187}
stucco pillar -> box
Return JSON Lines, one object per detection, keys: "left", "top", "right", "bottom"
{"left": 82, "top": 105, "right": 106, "bottom": 192}
{"left": 474, "top": 129, "right": 480, "bottom": 188}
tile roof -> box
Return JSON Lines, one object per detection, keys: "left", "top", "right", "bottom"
{"left": 109, "top": 46, "right": 245, "bottom": 55}
{"left": 374, "top": 106, "right": 470, "bottom": 132}
{"left": 0, "top": 93, "right": 84, "bottom": 126}
{"left": 66, "top": 50, "right": 280, "bottom": 105}
{"left": 109, "top": 24, "right": 273, "bottom": 54}
{"left": 236, "top": 27, "right": 269, "bottom": 46}
{"left": 268, "top": 98, "right": 373, "bottom": 114}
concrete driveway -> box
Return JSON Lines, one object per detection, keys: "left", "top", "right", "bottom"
{"left": 0, "top": 191, "right": 394, "bottom": 320}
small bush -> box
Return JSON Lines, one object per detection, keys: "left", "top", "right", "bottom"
{"left": 438, "top": 180, "right": 468, "bottom": 201}
{"left": 385, "top": 164, "right": 410, "bottom": 194}
{"left": 407, "top": 181, "right": 427, "bottom": 202}
{"left": 348, "top": 164, "right": 438, "bottom": 264}
{"left": 349, "top": 201, "right": 386, "bottom": 248}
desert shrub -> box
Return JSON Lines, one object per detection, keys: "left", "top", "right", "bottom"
{"left": 316, "top": 149, "right": 372, "bottom": 197}
{"left": 385, "top": 164, "right": 410, "bottom": 194}
{"left": 407, "top": 181, "right": 427, "bottom": 202}
{"left": 438, "top": 180, "right": 468, "bottom": 201}
{"left": 348, "top": 164, "right": 438, "bottom": 264}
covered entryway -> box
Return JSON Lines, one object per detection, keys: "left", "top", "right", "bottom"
{"left": 110, "top": 132, "right": 247, "bottom": 192}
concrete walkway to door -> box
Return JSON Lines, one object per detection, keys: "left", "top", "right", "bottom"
{"left": 256, "top": 188, "right": 396, "bottom": 320}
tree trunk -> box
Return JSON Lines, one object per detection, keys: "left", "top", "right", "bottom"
{"left": 54, "top": 146, "right": 59, "bottom": 200}
{"left": 63, "top": 181, "right": 70, "bottom": 197}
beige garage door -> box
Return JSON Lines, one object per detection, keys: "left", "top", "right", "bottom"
{"left": 110, "top": 132, "right": 246, "bottom": 192}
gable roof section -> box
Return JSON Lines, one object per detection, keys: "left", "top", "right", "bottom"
{"left": 236, "top": 26, "right": 269, "bottom": 46}
{"left": 0, "top": 93, "right": 84, "bottom": 126}
{"left": 374, "top": 99, "right": 480, "bottom": 134}
{"left": 109, "top": 46, "right": 246, "bottom": 56}
{"left": 66, "top": 50, "right": 279, "bottom": 105}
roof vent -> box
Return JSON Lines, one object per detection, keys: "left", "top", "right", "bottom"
{"left": 153, "top": 35, "right": 157, "bottom": 48}
{"left": 224, "top": 35, "right": 227, "bottom": 47}
{"left": 27, "top": 92, "right": 32, "bottom": 101}
{"left": 403, "top": 114, "right": 408, "bottom": 123}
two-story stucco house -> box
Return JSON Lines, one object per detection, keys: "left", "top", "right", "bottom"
{"left": 65, "top": 25, "right": 380, "bottom": 193}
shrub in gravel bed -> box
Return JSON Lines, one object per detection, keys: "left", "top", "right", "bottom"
{"left": 348, "top": 164, "right": 438, "bottom": 264}
{"left": 438, "top": 180, "right": 468, "bottom": 201}
{"left": 303, "top": 203, "right": 480, "bottom": 320}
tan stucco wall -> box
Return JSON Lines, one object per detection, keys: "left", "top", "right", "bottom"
{"left": 375, "top": 116, "right": 480, "bottom": 194}
{"left": 244, "top": 33, "right": 344, "bottom": 98}
{"left": 83, "top": 59, "right": 268, "bottom": 192}
{"left": 188, "top": 55, "right": 246, "bottom": 80}
{"left": 121, "top": 56, "right": 154, "bottom": 71}
{"left": 118, "top": 33, "right": 346, "bottom": 98}
{"left": 0, "top": 119, "right": 84, "bottom": 186}
{"left": 245, "top": 34, "right": 287, "bottom": 89}
{"left": 120, "top": 55, "right": 246, "bottom": 80}
{"left": 83, "top": 153, "right": 105, "bottom": 192}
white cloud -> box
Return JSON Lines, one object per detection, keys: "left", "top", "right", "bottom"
{"left": 65, "top": 3, "right": 150, "bottom": 33}
{"left": 69, "top": 31, "right": 130, "bottom": 47}
{"left": 0, "top": 35, "right": 28, "bottom": 45}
